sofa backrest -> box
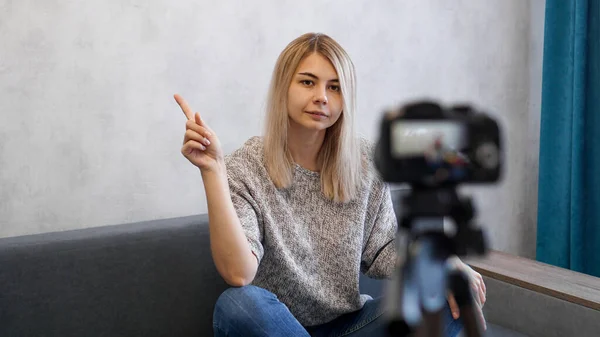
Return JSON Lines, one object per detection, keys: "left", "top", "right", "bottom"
{"left": 0, "top": 210, "right": 400, "bottom": 336}
{"left": 0, "top": 214, "right": 230, "bottom": 337}
{"left": 0, "top": 187, "right": 412, "bottom": 336}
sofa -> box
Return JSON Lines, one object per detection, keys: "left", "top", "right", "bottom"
{"left": 1, "top": 189, "right": 526, "bottom": 336}
{"left": 0, "top": 212, "right": 388, "bottom": 337}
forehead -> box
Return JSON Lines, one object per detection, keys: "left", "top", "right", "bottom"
{"left": 295, "top": 53, "right": 338, "bottom": 78}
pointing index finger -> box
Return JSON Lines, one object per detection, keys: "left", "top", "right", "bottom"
{"left": 174, "top": 93, "right": 193, "bottom": 120}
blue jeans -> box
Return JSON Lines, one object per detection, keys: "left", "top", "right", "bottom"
{"left": 213, "top": 285, "right": 463, "bottom": 337}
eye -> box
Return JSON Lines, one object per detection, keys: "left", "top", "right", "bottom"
{"left": 301, "top": 79, "right": 314, "bottom": 86}
{"left": 329, "top": 85, "right": 340, "bottom": 92}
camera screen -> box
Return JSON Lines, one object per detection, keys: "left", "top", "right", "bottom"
{"left": 390, "top": 121, "right": 467, "bottom": 158}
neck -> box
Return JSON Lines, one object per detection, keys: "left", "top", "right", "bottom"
{"left": 287, "top": 124, "right": 325, "bottom": 172}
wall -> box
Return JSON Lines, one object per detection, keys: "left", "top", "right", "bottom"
{"left": 0, "top": 0, "right": 545, "bottom": 258}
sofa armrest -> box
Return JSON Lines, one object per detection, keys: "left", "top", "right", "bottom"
{"left": 464, "top": 251, "right": 600, "bottom": 337}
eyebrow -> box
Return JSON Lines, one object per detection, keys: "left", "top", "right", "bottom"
{"left": 298, "top": 72, "right": 339, "bottom": 83}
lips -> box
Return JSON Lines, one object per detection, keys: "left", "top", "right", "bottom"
{"left": 305, "top": 111, "right": 328, "bottom": 117}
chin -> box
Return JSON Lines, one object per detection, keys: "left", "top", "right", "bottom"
{"left": 301, "top": 120, "right": 331, "bottom": 131}
{"left": 289, "top": 115, "right": 330, "bottom": 131}
{"left": 297, "top": 124, "right": 327, "bottom": 133}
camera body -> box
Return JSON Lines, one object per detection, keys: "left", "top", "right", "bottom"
{"left": 374, "top": 101, "right": 502, "bottom": 186}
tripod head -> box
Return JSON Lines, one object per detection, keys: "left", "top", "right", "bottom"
{"left": 400, "top": 184, "right": 486, "bottom": 257}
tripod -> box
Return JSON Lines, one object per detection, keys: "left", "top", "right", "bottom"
{"left": 384, "top": 185, "right": 487, "bottom": 337}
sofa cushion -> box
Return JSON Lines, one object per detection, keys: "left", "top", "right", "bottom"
{"left": 0, "top": 214, "right": 229, "bottom": 337}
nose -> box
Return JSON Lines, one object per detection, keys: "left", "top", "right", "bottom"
{"left": 313, "top": 86, "right": 328, "bottom": 105}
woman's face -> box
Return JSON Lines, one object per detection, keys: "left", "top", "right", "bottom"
{"left": 287, "top": 52, "right": 343, "bottom": 133}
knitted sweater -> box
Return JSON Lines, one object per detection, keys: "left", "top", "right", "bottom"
{"left": 224, "top": 136, "right": 397, "bottom": 327}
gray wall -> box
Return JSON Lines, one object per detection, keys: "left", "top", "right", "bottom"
{"left": 0, "top": 0, "right": 545, "bottom": 258}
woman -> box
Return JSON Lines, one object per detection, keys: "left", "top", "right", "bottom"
{"left": 175, "top": 32, "right": 485, "bottom": 337}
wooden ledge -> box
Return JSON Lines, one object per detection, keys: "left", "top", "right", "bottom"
{"left": 464, "top": 250, "right": 600, "bottom": 311}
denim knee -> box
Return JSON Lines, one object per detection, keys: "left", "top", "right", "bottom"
{"left": 213, "top": 285, "right": 275, "bottom": 329}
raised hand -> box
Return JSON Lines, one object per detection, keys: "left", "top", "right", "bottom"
{"left": 175, "top": 94, "right": 224, "bottom": 172}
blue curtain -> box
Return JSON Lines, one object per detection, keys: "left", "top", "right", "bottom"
{"left": 537, "top": 0, "right": 600, "bottom": 276}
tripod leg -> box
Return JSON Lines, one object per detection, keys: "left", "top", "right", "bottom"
{"left": 448, "top": 270, "right": 483, "bottom": 337}
{"left": 413, "top": 309, "right": 442, "bottom": 337}
{"left": 384, "top": 259, "right": 422, "bottom": 337}
{"left": 384, "top": 265, "right": 413, "bottom": 337}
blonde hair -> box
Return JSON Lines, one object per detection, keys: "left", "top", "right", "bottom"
{"left": 263, "top": 32, "right": 363, "bottom": 203}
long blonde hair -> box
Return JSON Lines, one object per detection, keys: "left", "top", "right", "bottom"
{"left": 263, "top": 32, "right": 362, "bottom": 203}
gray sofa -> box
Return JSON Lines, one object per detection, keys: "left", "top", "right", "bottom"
{"left": 0, "top": 213, "right": 385, "bottom": 337}
{"left": 1, "top": 186, "right": 527, "bottom": 337}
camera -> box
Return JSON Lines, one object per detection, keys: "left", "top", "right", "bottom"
{"left": 376, "top": 100, "right": 502, "bottom": 337}
{"left": 374, "top": 101, "right": 502, "bottom": 187}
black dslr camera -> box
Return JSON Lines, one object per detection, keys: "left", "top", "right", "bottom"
{"left": 375, "top": 101, "right": 502, "bottom": 337}
{"left": 374, "top": 101, "right": 502, "bottom": 186}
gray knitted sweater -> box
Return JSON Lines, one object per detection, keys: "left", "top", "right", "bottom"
{"left": 225, "top": 136, "right": 397, "bottom": 327}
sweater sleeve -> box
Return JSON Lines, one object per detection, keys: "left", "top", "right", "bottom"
{"left": 226, "top": 158, "right": 264, "bottom": 263}
{"left": 360, "top": 181, "right": 398, "bottom": 279}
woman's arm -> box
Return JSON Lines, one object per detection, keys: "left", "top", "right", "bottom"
{"left": 176, "top": 94, "right": 257, "bottom": 287}
{"left": 202, "top": 167, "right": 258, "bottom": 287}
